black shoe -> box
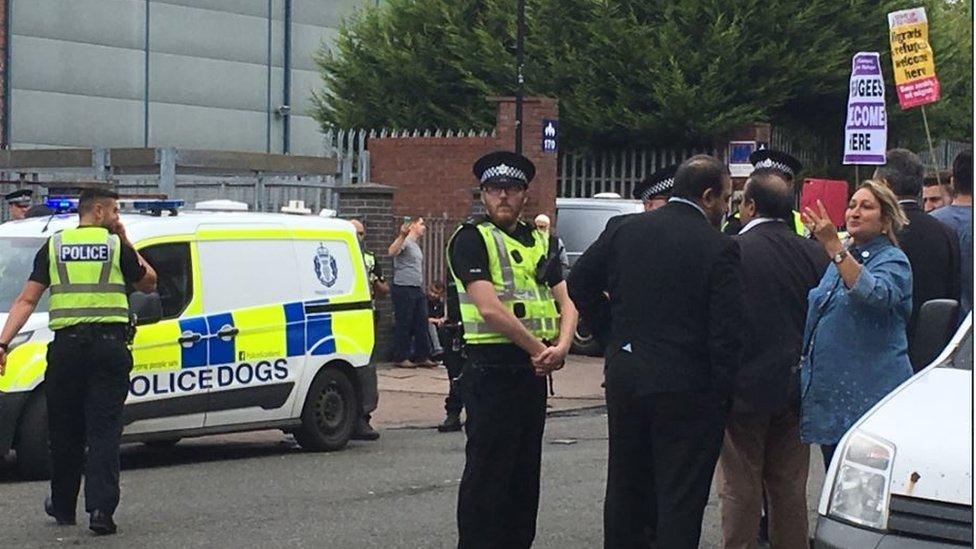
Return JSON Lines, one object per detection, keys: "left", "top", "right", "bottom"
{"left": 352, "top": 418, "right": 380, "bottom": 441}
{"left": 89, "top": 510, "right": 117, "bottom": 535}
{"left": 44, "top": 497, "right": 75, "bottom": 526}
{"left": 437, "top": 413, "right": 462, "bottom": 432}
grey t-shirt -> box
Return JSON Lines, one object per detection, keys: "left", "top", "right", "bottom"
{"left": 393, "top": 237, "right": 424, "bottom": 287}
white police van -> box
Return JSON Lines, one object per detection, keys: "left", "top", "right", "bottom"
{"left": 0, "top": 199, "right": 375, "bottom": 478}
{"left": 814, "top": 312, "right": 973, "bottom": 547}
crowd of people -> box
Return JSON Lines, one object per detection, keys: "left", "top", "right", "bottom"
{"left": 351, "top": 144, "right": 971, "bottom": 549}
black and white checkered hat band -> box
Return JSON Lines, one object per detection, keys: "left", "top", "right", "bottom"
{"left": 480, "top": 163, "right": 527, "bottom": 184}
{"left": 640, "top": 178, "right": 674, "bottom": 201}
{"left": 755, "top": 158, "right": 795, "bottom": 176}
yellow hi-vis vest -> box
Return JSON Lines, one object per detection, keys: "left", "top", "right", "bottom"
{"left": 448, "top": 220, "right": 560, "bottom": 345}
{"left": 48, "top": 227, "right": 129, "bottom": 330}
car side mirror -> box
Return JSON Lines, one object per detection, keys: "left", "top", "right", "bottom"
{"left": 129, "top": 292, "right": 163, "bottom": 326}
{"left": 911, "top": 299, "right": 959, "bottom": 368}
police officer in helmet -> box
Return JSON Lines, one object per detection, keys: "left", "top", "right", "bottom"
{"left": 448, "top": 151, "right": 578, "bottom": 548}
{"left": 0, "top": 188, "right": 157, "bottom": 535}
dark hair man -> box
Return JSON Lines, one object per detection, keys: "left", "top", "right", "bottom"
{"left": 570, "top": 154, "right": 743, "bottom": 547}
{"left": 932, "top": 149, "right": 973, "bottom": 317}
{"left": 922, "top": 171, "right": 953, "bottom": 213}
{"left": 0, "top": 187, "right": 157, "bottom": 535}
{"left": 717, "top": 171, "right": 829, "bottom": 548}
{"left": 447, "top": 150, "right": 577, "bottom": 548}
{"left": 875, "top": 149, "right": 962, "bottom": 369}
{"left": 723, "top": 148, "right": 807, "bottom": 237}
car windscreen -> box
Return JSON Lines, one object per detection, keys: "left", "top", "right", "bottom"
{"left": 940, "top": 328, "right": 972, "bottom": 371}
{"left": 0, "top": 238, "right": 48, "bottom": 313}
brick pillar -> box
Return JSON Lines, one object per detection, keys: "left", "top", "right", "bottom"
{"left": 488, "top": 96, "right": 559, "bottom": 220}
{"left": 332, "top": 183, "right": 397, "bottom": 361}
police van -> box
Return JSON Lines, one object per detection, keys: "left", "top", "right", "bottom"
{"left": 0, "top": 199, "right": 374, "bottom": 478}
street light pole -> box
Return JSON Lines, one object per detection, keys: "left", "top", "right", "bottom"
{"left": 515, "top": 0, "right": 525, "bottom": 154}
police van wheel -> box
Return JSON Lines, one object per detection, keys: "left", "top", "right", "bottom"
{"left": 15, "top": 390, "right": 52, "bottom": 480}
{"left": 296, "top": 367, "right": 356, "bottom": 452}
{"left": 571, "top": 319, "right": 603, "bottom": 357}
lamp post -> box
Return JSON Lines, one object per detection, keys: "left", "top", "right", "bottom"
{"left": 515, "top": 0, "right": 525, "bottom": 154}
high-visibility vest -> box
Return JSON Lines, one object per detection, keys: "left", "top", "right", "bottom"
{"left": 48, "top": 227, "right": 129, "bottom": 330}
{"left": 447, "top": 220, "right": 560, "bottom": 345}
{"left": 363, "top": 250, "right": 377, "bottom": 283}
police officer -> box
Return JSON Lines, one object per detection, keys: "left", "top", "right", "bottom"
{"left": 4, "top": 189, "right": 33, "bottom": 221}
{"left": 448, "top": 150, "right": 578, "bottom": 548}
{"left": 634, "top": 164, "right": 678, "bottom": 212}
{"left": 743, "top": 148, "right": 806, "bottom": 236}
{"left": 350, "top": 219, "right": 386, "bottom": 441}
{"left": 0, "top": 188, "right": 157, "bottom": 535}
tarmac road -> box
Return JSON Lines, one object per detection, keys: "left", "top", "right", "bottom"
{"left": 0, "top": 407, "right": 825, "bottom": 548}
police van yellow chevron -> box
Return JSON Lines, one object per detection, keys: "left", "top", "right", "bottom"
{"left": 449, "top": 221, "right": 559, "bottom": 344}
{"left": 0, "top": 202, "right": 375, "bottom": 478}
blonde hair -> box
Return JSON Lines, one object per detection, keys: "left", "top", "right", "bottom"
{"left": 855, "top": 179, "right": 909, "bottom": 246}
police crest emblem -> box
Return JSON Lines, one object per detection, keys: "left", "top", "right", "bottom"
{"left": 314, "top": 243, "right": 339, "bottom": 287}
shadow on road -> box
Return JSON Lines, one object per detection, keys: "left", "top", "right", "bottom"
{"left": 0, "top": 433, "right": 305, "bottom": 483}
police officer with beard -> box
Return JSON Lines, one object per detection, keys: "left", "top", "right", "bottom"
{"left": 448, "top": 151, "right": 578, "bottom": 548}
{"left": 0, "top": 188, "right": 157, "bottom": 535}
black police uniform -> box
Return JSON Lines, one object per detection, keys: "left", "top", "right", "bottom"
{"left": 450, "top": 151, "right": 564, "bottom": 549}
{"left": 29, "top": 234, "right": 146, "bottom": 522}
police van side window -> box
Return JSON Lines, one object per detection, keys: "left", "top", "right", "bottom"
{"left": 138, "top": 242, "right": 193, "bottom": 319}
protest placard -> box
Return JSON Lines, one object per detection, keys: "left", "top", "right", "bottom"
{"left": 843, "top": 52, "right": 887, "bottom": 165}
{"left": 887, "top": 7, "right": 941, "bottom": 109}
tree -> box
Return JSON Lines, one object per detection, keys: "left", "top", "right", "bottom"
{"left": 312, "top": 0, "right": 972, "bottom": 150}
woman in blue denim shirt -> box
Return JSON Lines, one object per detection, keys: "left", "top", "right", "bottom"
{"left": 800, "top": 180, "right": 913, "bottom": 470}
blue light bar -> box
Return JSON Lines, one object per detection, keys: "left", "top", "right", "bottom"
{"left": 45, "top": 197, "right": 79, "bottom": 213}
{"left": 119, "top": 198, "right": 184, "bottom": 216}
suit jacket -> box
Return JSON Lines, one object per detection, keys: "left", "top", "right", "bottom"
{"left": 896, "top": 201, "right": 962, "bottom": 371}
{"left": 732, "top": 220, "right": 830, "bottom": 413}
{"left": 569, "top": 201, "right": 744, "bottom": 397}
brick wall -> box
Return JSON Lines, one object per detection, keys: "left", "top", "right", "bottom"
{"left": 369, "top": 97, "right": 560, "bottom": 225}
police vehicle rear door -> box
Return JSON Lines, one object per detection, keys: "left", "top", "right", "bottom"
{"left": 195, "top": 226, "right": 305, "bottom": 427}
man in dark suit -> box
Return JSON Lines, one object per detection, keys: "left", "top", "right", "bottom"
{"left": 717, "top": 170, "right": 829, "bottom": 549}
{"left": 875, "top": 149, "right": 961, "bottom": 371}
{"left": 569, "top": 155, "right": 744, "bottom": 549}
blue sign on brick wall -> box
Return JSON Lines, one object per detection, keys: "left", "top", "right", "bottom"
{"left": 541, "top": 119, "right": 558, "bottom": 153}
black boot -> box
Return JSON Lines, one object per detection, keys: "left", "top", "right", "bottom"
{"left": 437, "top": 412, "right": 462, "bottom": 432}
{"left": 44, "top": 496, "right": 76, "bottom": 525}
{"left": 352, "top": 417, "right": 380, "bottom": 441}
{"left": 89, "top": 510, "right": 117, "bottom": 535}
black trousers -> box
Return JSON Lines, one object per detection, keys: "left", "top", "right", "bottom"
{"left": 604, "top": 352, "right": 727, "bottom": 549}
{"left": 457, "top": 359, "right": 547, "bottom": 549}
{"left": 443, "top": 350, "right": 464, "bottom": 416}
{"left": 45, "top": 324, "right": 132, "bottom": 516}
{"left": 391, "top": 284, "right": 431, "bottom": 362}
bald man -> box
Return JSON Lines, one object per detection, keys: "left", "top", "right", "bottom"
{"left": 351, "top": 219, "right": 386, "bottom": 441}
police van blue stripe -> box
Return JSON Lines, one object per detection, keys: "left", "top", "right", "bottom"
{"left": 206, "top": 313, "right": 235, "bottom": 364}
{"left": 304, "top": 299, "right": 336, "bottom": 356}
{"left": 284, "top": 302, "right": 306, "bottom": 357}
{"left": 179, "top": 317, "right": 208, "bottom": 368}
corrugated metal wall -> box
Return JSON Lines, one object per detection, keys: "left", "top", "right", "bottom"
{"left": 8, "top": 0, "right": 370, "bottom": 154}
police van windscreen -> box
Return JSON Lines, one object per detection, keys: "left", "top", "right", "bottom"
{"left": 0, "top": 238, "right": 49, "bottom": 312}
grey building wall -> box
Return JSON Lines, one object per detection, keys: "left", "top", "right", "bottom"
{"left": 8, "top": 0, "right": 372, "bottom": 155}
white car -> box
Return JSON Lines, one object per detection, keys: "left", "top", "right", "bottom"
{"left": 814, "top": 313, "right": 973, "bottom": 547}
